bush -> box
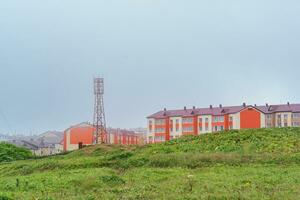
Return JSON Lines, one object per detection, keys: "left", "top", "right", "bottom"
{"left": 100, "top": 175, "right": 126, "bottom": 186}
{"left": 0, "top": 143, "right": 32, "bottom": 162}
{"left": 0, "top": 195, "right": 13, "bottom": 200}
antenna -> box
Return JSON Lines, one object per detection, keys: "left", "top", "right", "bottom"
{"left": 93, "top": 77, "right": 107, "bottom": 144}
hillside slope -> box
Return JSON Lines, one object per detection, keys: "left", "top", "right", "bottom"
{"left": 1, "top": 128, "right": 300, "bottom": 199}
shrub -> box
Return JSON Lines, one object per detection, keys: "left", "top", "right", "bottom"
{"left": 0, "top": 195, "right": 13, "bottom": 200}
{"left": 0, "top": 143, "right": 32, "bottom": 162}
{"left": 100, "top": 175, "right": 126, "bottom": 186}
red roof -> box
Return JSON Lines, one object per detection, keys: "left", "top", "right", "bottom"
{"left": 148, "top": 104, "right": 300, "bottom": 119}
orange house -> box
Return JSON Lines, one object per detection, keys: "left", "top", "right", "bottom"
{"left": 147, "top": 103, "right": 300, "bottom": 143}
{"left": 63, "top": 122, "right": 141, "bottom": 152}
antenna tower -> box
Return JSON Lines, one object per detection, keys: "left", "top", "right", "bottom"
{"left": 93, "top": 77, "right": 107, "bottom": 144}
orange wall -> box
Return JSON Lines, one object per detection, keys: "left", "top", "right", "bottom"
{"left": 240, "top": 108, "right": 261, "bottom": 129}
{"left": 69, "top": 126, "right": 95, "bottom": 145}
{"left": 193, "top": 116, "right": 198, "bottom": 135}
{"left": 165, "top": 117, "right": 170, "bottom": 141}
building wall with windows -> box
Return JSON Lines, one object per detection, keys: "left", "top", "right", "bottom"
{"left": 275, "top": 112, "right": 292, "bottom": 127}
{"left": 292, "top": 113, "right": 300, "bottom": 127}
{"left": 170, "top": 117, "right": 182, "bottom": 139}
{"left": 147, "top": 103, "right": 300, "bottom": 143}
{"left": 198, "top": 115, "right": 212, "bottom": 134}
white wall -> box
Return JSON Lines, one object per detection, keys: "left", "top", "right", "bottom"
{"left": 260, "top": 113, "right": 266, "bottom": 128}
{"left": 199, "top": 115, "right": 212, "bottom": 134}
{"left": 147, "top": 118, "right": 155, "bottom": 143}
{"left": 170, "top": 117, "right": 182, "bottom": 138}
{"left": 231, "top": 113, "right": 240, "bottom": 129}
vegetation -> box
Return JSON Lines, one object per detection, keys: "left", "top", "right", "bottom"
{"left": 1, "top": 128, "right": 300, "bottom": 199}
{"left": 0, "top": 142, "right": 32, "bottom": 163}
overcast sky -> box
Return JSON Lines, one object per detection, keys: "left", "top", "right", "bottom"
{"left": 0, "top": 0, "right": 300, "bottom": 135}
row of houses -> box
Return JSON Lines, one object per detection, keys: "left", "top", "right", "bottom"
{"left": 6, "top": 123, "right": 144, "bottom": 155}
{"left": 147, "top": 103, "right": 300, "bottom": 143}
{"left": 7, "top": 131, "right": 64, "bottom": 156}
{"left": 63, "top": 122, "right": 144, "bottom": 151}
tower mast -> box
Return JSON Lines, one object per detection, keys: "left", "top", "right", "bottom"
{"left": 93, "top": 77, "right": 107, "bottom": 144}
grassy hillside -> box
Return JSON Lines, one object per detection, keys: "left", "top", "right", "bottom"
{"left": 1, "top": 128, "right": 300, "bottom": 199}
{"left": 0, "top": 142, "right": 32, "bottom": 163}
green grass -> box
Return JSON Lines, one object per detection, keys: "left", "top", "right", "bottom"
{"left": 1, "top": 128, "right": 300, "bottom": 199}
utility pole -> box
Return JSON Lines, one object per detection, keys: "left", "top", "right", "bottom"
{"left": 93, "top": 77, "right": 107, "bottom": 144}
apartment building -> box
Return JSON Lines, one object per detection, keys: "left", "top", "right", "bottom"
{"left": 147, "top": 103, "right": 300, "bottom": 143}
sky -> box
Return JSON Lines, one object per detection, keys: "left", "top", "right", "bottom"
{"left": 0, "top": 0, "right": 300, "bottom": 135}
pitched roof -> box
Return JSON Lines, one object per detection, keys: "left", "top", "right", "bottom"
{"left": 148, "top": 104, "right": 300, "bottom": 119}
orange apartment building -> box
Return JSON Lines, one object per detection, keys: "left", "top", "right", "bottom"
{"left": 63, "top": 122, "right": 140, "bottom": 151}
{"left": 147, "top": 103, "right": 300, "bottom": 143}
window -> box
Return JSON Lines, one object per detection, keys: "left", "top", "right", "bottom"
{"left": 293, "top": 122, "right": 300, "bottom": 127}
{"left": 182, "top": 118, "right": 193, "bottom": 123}
{"left": 277, "top": 114, "right": 281, "bottom": 119}
{"left": 205, "top": 125, "right": 209, "bottom": 131}
{"left": 266, "top": 114, "right": 272, "bottom": 119}
{"left": 199, "top": 118, "right": 203, "bottom": 123}
{"left": 155, "top": 128, "right": 165, "bottom": 133}
{"left": 284, "top": 122, "right": 288, "bottom": 127}
{"left": 155, "top": 119, "right": 165, "bottom": 125}
{"left": 293, "top": 113, "right": 300, "bottom": 118}
{"left": 199, "top": 126, "right": 202, "bottom": 131}
{"left": 213, "top": 116, "right": 224, "bottom": 122}
{"left": 219, "top": 116, "right": 224, "bottom": 122}
{"left": 175, "top": 119, "right": 180, "bottom": 132}
{"left": 149, "top": 121, "right": 153, "bottom": 132}
{"left": 170, "top": 120, "right": 173, "bottom": 132}
{"left": 155, "top": 136, "right": 165, "bottom": 142}
{"left": 183, "top": 127, "right": 194, "bottom": 132}
{"left": 205, "top": 118, "right": 209, "bottom": 123}
{"left": 229, "top": 116, "right": 233, "bottom": 122}
{"left": 213, "top": 117, "right": 218, "bottom": 122}
{"left": 277, "top": 122, "right": 282, "bottom": 127}
{"left": 214, "top": 125, "right": 224, "bottom": 132}
{"left": 284, "top": 114, "right": 288, "bottom": 119}
{"left": 229, "top": 125, "right": 233, "bottom": 130}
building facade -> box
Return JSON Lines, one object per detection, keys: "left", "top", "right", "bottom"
{"left": 147, "top": 103, "right": 300, "bottom": 143}
{"left": 63, "top": 122, "right": 141, "bottom": 152}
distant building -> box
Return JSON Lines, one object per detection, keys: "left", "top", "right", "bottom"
{"left": 147, "top": 103, "right": 300, "bottom": 143}
{"left": 63, "top": 122, "right": 142, "bottom": 152}
{"left": 36, "top": 131, "right": 63, "bottom": 145}
{"left": 0, "top": 134, "right": 9, "bottom": 142}
{"left": 7, "top": 139, "right": 62, "bottom": 156}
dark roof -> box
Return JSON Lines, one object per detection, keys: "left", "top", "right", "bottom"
{"left": 107, "top": 128, "right": 138, "bottom": 136}
{"left": 148, "top": 104, "right": 300, "bottom": 119}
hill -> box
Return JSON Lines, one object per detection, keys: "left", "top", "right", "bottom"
{"left": 0, "top": 143, "right": 32, "bottom": 163}
{"left": 36, "top": 131, "right": 63, "bottom": 145}
{"left": 1, "top": 128, "right": 300, "bottom": 199}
